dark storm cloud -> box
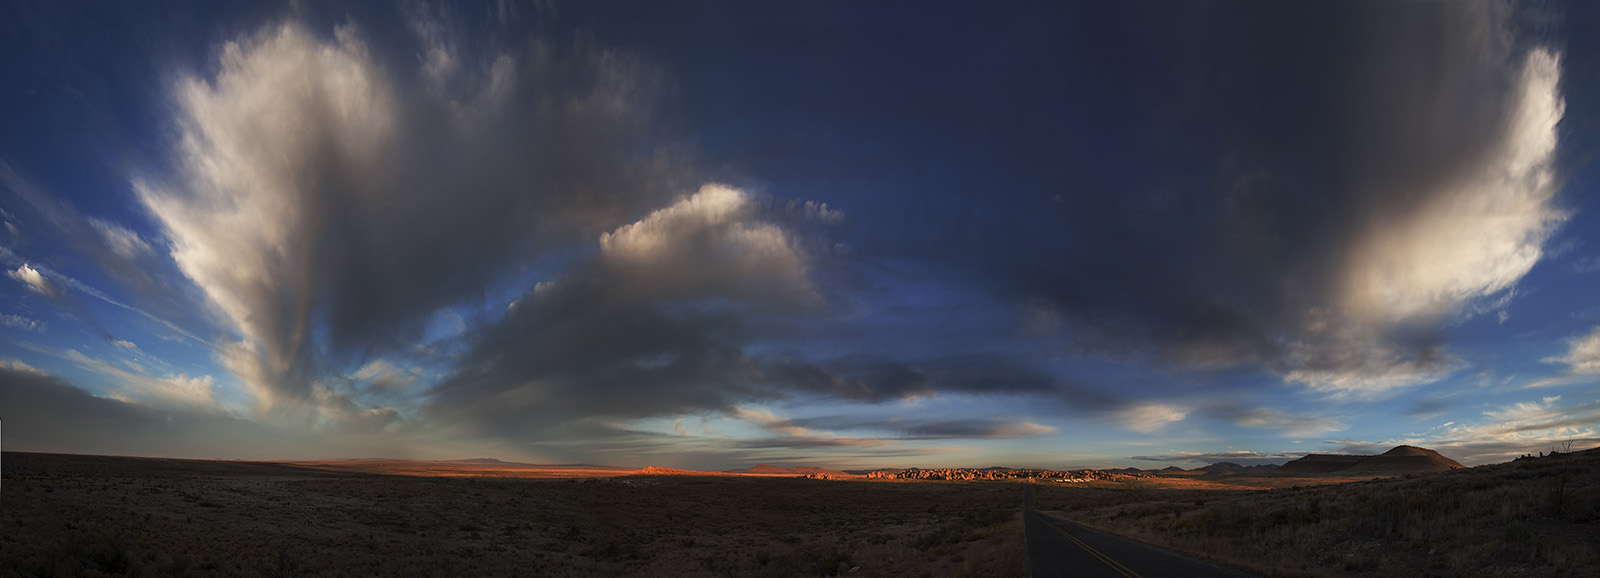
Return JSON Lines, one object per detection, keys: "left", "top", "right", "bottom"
{"left": 134, "top": 12, "right": 690, "bottom": 413}
{"left": 423, "top": 184, "right": 814, "bottom": 437}
{"left": 687, "top": 2, "right": 1566, "bottom": 396}
{"left": 421, "top": 178, "right": 1089, "bottom": 439}
{"left": 760, "top": 352, "right": 1058, "bottom": 402}
{"left": 732, "top": 437, "right": 886, "bottom": 450}
{"left": 731, "top": 413, "right": 1056, "bottom": 442}
{"left": 0, "top": 365, "right": 387, "bottom": 458}
{"left": 1034, "top": 2, "right": 1563, "bottom": 394}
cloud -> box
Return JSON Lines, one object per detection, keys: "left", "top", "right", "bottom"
{"left": 1278, "top": 336, "right": 1459, "bottom": 398}
{"left": 898, "top": 419, "right": 1055, "bottom": 439}
{"left": 134, "top": 17, "right": 687, "bottom": 416}
{"left": 0, "top": 365, "right": 413, "bottom": 459}
{"left": 1115, "top": 403, "right": 1187, "bottom": 433}
{"left": 424, "top": 184, "right": 822, "bottom": 439}
{"left": 60, "top": 348, "right": 218, "bottom": 411}
{"left": 732, "top": 437, "right": 889, "bottom": 449}
{"left": 0, "top": 313, "right": 45, "bottom": 331}
{"left": 0, "top": 246, "right": 205, "bottom": 343}
{"left": 760, "top": 352, "right": 1058, "bottom": 403}
{"left": 1338, "top": 50, "right": 1563, "bottom": 325}
{"left": 89, "top": 218, "right": 153, "bottom": 259}
{"left": 759, "top": 414, "right": 1058, "bottom": 441}
{"left": 8, "top": 263, "right": 61, "bottom": 299}
{"left": 842, "top": 3, "right": 1565, "bottom": 396}
{"left": 1570, "top": 254, "right": 1600, "bottom": 274}
{"left": 734, "top": 406, "right": 819, "bottom": 438}
{"left": 1207, "top": 406, "right": 1346, "bottom": 436}
{"left": 1, "top": 165, "right": 205, "bottom": 339}
{"left": 1, "top": 359, "right": 43, "bottom": 374}
{"left": 1129, "top": 450, "right": 1309, "bottom": 465}
{"left": 1327, "top": 395, "right": 1600, "bottom": 464}
{"left": 351, "top": 359, "right": 400, "bottom": 381}
{"left": 1544, "top": 326, "right": 1600, "bottom": 374}
{"left": 718, "top": 407, "right": 890, "bottom": 450}
{"left": 598, "top": 184, "right": 815, "bottom": 306}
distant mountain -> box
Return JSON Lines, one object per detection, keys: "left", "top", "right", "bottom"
{"left": 1158, "top": 466, "right": 1186, "bottom": 473}
{"left": 729, "top": 464, "right": 852, "bottom": 477}
{"left": 1278, "top": 445, "right": 1463, "bottom": 475}
{"left": 447, "top": 458, "right": 507, "bottom": 464}
{"left": 1195, "top": 462, "right": 1282, "bottom": 474}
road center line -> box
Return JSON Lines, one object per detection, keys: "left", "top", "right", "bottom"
{"left": 1035, "top": 511, "right": 1145, "bottom": 578}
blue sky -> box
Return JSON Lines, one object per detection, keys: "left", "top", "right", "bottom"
{"left": 2, "top": 1, "right": 1599, "bottom": 469}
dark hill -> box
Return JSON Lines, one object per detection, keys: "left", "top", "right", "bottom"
{"left": 1278, "top": 445, "right": 1462, "bottom": 475}
{"left": 1278, "top": 454, "right": 1367, "bottom": 474}
{"left": 1338, "top": 445, "right": 1464, "bottom": 474}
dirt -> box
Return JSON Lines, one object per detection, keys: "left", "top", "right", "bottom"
{"left": 1, "top": 452, "right": 1024, "bottom": 577}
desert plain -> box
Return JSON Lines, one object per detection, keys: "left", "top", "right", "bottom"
{"left": 2, "top": 446, "right": 1596, "bottom": 577}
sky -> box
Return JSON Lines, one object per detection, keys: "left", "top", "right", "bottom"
{"left": 2, "top": 0, "right": 1599, "bottom": 470}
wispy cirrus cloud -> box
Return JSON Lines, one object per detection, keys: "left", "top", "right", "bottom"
{"left": 1328, "top": 395, "right": 1600, "bottom": 465}
{"left": 1207, "top": 405, "right": 1346, "bottom": 437}
{"left": 1544, "top": 326, "right": 1600, "bottom": 375}
{"left": 1114, "top": 403, "right": 1187, "bottom": 433}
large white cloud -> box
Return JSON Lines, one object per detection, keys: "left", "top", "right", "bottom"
{"left": 135, "top": 18, "right": 684, "bottom": 416}
{"left": 1283, "top": 47, "right": 1566, "bottom": 397}
{"left": 600, "top": 184, "right": 814, "bottom": 305}
{"left": 1339, "top": 50, "right": 1564, "bottom": 326}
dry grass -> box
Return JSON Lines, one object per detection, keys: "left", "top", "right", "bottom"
{"left": 1033, "top": 448, "right": 1600, "bottom": 577}
{"left": 1, "top": 452, "right": 1025, "bottom": 577}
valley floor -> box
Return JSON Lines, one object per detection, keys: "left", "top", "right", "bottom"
{"left": 1, "top": 452, "right": 1023, "bottom": 577}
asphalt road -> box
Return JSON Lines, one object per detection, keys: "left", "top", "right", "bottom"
{"left": 1024, "top": 485, "right": 1259, "bottom": 578}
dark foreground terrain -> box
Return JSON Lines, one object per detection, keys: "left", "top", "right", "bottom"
{"left": 1034, "top": 447, "right": 1600, "bottom": 577}
{"left": 0, "top": 453, "right": 1024, "bottom": 577}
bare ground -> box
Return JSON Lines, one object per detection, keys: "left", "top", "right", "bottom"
{"left": 0, "top": 452, "right": 1024, "bottom": 577}
{"left": 1032, "top": 448, "right": 1600, "bottom": 577}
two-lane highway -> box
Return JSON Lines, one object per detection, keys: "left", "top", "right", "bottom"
{"left": 1024, "top": 485, "right": 1259, "bottom": 578}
